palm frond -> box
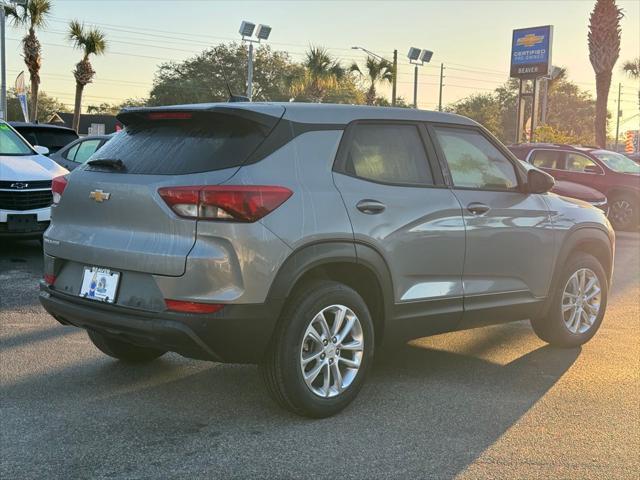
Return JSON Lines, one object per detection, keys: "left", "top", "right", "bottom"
{"left": 68, "top": 20, "right": 107, "bottom": 56}
{"left": 27, "top": 0, "right": 51, "bottom": 29}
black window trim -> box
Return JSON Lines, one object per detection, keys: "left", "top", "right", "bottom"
{"left": 426, "top": 122, "right": 528, "bottom": 193}
{"left": 332, "top": 119, "right": 447, "bottom": 189}
{"left": 64, "top": 141, "right": 80, "bottom": 162}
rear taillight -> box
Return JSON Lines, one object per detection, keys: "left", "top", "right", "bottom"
{"left": 43, "top": 274, "right": 56, "bottom": 286}
{"left": 158, "top": 185, "right": 292, "bottom": 222}
{"left": 165, "top": 299, "right": 225, "bottom": 314}
{"left": 51, "top": 175, "right": 68, "bottom": 205}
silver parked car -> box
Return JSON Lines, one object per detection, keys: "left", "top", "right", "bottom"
{"left": 39, "top": 103, "right": 615, "bottom": 417}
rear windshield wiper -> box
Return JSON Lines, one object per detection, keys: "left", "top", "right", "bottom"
{"left": 86, "top": 158, "right": 126, "bottom": 171}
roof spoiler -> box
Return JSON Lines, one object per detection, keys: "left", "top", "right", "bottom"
{"left": 116, "top": 106, "right": 283, "bottom": 136}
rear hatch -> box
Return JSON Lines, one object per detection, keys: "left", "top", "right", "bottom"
{"left": 44, "top": 104, "right": 285, "bottom": 276}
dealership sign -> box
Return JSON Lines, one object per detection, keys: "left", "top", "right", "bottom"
{"left": 510, "top": 25, "right": 553, "bottom": 78}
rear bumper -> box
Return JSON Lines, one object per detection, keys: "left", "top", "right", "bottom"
{"left": 39, "top": 283, "right": 283, "bottom": 364}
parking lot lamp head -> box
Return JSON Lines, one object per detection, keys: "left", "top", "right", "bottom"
{"left": 256, "top": 24, "right": 271, "bottom": 41}
{"left": 239, "top": 21, "right": 255, "bottom": 39}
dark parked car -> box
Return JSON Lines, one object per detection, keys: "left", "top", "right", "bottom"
{"left": 509, "top": 143, "right": 640, "bottom": 230}
{"left": 50, "top": 135, "right": 112, "bottom": 171}
{"left": 9, "top": 122, "right": 79, "bottom": 155}
{"left": 40, "top": 103, "right": 614, "bottom": 417}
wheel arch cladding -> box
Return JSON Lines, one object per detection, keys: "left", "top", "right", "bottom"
{"left": 266, "top": 242, "right": 393, "bottom": 346}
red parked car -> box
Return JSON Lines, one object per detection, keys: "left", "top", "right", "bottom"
{"left": 509, "top": 144, "right": 640, "bottom": 230}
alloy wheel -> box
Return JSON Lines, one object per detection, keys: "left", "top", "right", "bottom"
{"left": 562, "top": 268, "right": 601, "bottom": 334}
{"left": 611, "top": 199, "right": 633, "bottom": 228}
{"left": 299, "top": 304, "right": 364, "bottom": 398}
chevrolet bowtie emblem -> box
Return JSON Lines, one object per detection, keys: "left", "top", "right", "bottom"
{"left": 89, "top": 190, "right": 111, "bottom": 202}
{"left": 517, "top": 33, "right": 544, "bottom": 48}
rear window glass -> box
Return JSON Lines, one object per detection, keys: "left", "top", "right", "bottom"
{"left": 89, "top": 117, "right": 267, "bottom": 175}
{"left": 15, "top": 127, "right": 78, "bottom": 152}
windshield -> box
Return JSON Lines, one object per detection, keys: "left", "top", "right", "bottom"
{"left": 593, "top": 150, "right": 640, "bottom": 174}
{"left": 0, "top": 123, "right": 33, "bottom": 156}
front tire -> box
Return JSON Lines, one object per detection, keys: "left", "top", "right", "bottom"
{"left": 260, "top": 280, "right": 374, "bottom": 418}
{"left": 531, "top": 252, "right": 608, "bottom": 348}
{"left": 88, "top": 330, "right": 166, "bottom": 363}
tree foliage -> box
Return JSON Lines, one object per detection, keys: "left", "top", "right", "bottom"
{"left": 86, "top": 98, "right": 148, "bottom": 114}
{"left": 149, "top": 43, "right": 298, "bottom": 105}
{"left": 6, "top": 89, "right": 69, "bottom": 122}
{"left": 447, "top": 74, "right": 596, "bottom": 145}
{"left": 5, "top": 0, "right": 52, "bottom": 121}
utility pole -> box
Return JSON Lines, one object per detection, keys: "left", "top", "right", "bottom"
{"left": 392, "top": 49, "right": 397, "bottom": 107}
{"left": 438, "top": 63, "right": 445, "bottom": 111}
{"left": 614, "top": 83, "right": 621, "bottom": 151}
{"left": 1, "top": 6, "right": 6, "bottom": 120}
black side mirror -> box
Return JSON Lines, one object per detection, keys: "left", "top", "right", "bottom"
{"left": 527, "top": 168, "right": 555, "bottom": 194}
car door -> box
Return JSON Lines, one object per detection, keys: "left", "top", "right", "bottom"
{"left": 332, "top": 121, "right": 466, "bottom": 337}
{"left": 429, "top": 125, "right": 555, "bottom": 327}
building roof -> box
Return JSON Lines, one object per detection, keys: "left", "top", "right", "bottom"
{"left": 51, "top": 112, "right": 122, "bottom": 134}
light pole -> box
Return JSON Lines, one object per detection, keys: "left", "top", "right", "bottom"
{"left": 1, "top": 0, "right": 25, "bottom": 120}
{"left": 407, "top": 47, "right": 433, "bottom": 109}
{"left": 239, "top": 21, "right": 271, "bottom": 101}
{"left": 352, "top": 46, "right": 398, "bottom": 106}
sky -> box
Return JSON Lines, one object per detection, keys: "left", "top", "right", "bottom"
{"left": 4, "top": 0, "right": 640, "bottom": 132}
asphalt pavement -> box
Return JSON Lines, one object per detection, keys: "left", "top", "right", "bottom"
{"left": 1, "top": 233, "right": 639, "bottom": 479}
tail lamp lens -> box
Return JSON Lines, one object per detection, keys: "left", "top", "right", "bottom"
{"left": 158, "top": 185, "right": 292, "bottom": 222}
{"left": 51, "top": 175, "right": 68, "bottom": 205}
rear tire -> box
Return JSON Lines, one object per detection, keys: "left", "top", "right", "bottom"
{"left": 609, "top": 193, "right": 639, "bottom": 230}
{"left": 87, "top": 330, "right": 166, "bottom": 363}
{"left": 531, "top": 252, "right": 608, "bottom": 348}
{"left": 260, "top": 280, "right": 374, "bottom": 418}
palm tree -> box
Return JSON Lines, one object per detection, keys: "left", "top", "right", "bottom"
{"left": 5, "top": 0, "right": 51, "bottom": 121}
{"left": 350, "top": 56, "right": 393, "bottom": 105}
{"left": 291, "top": 46, "right": 345, "bottom": 102}
{"left": 68, "top": 20, "right": 107, "bottom": 132}
{"left": 588, "top": 0, "right": 623, "bottom": 147}
{"left": 621, "top": 58, "right": 640, "bottom": 79}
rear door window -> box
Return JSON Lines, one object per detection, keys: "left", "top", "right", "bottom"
{"left": 339, "top": 123, "right": 433, "bottom": 185}
{"left": 530, "top": 150, "right": 563, "bottom": 169}
{"left": 90, "top": 115, "right": 271, "bottom": 175}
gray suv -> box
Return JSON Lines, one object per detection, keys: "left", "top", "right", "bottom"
{"left": 39, "top": 103, "right": 614, "bottom": 417}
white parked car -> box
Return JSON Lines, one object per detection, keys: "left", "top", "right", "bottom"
{"left": 0, "top": 120, "right": 68, "bottom": 239}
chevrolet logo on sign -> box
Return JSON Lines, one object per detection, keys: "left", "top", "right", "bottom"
{"left": 89, "top": 190, "right": 111, "bottom": 202}
{"left": 517, "top": 33, "right": 544, "bottom": 48}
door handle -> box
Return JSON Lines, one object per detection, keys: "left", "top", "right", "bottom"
{"left": 356, "top": 199, "right": 386, "bottom": 215}
{"left": 467, "top": 202, "right": 491, "bottom": 215}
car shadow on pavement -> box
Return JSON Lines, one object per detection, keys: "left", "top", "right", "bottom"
{"left": 1, "top": 325, "right": 78, "bottom": 350}
{"left": 1, "top": 323, "right": 580, "bottom": 479}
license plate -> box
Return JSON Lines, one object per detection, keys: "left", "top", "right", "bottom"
{"left": 7, "top": 214, "right": 38, "bottom": 232}
{"left": 79, "top": 267, "right": 120, "bottom": 304}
